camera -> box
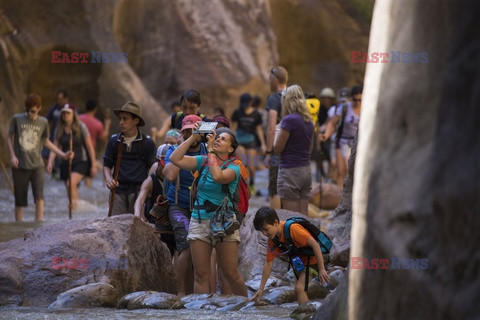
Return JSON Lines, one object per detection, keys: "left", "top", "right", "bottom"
{"left": 291, "top": 256, "right": 305, "bottom": 273}
{"left": 194, "top": 121, "right": 218, "bottom": 135}
{"left": 194, "top": 121, "right": 218, "bottom": 142}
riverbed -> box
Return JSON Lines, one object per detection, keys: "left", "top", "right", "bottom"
{"left": 0, "top": 168, "right": 312, "bottom": 319}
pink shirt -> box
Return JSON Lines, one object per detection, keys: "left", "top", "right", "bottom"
{"left": 78, "top": 113, "right": 104, "bottom": 148}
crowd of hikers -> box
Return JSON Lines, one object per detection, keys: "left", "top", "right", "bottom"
{"left": 7, "top": 66, "right": 362, "bottom": 304}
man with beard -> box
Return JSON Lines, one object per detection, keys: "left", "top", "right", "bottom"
{"left": 162, "top": 114, "right": 207, "bottom": 296}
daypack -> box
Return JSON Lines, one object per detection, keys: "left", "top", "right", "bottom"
{"left": 272, "top": 217, "right": 333, "bottom": 291}
{"left": 191, "top": 158, "right": 250, "bottom": 217}
{"left": 221, "top": 158, "right": 250, "bottom": 216}
{"left": 305, "top": 96, "right": 321, "bottom": 132}
{"left": 281, "top": 217, "right": 332, "bottom": 255}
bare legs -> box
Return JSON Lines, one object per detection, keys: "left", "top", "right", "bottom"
{"left": 175, "top": 248, "right": 193, "bottom": 297}
{"left": 191, "top": 239, "right": 247, "bottom": 296}
{"left": 281, "top": 198, "right": 309, "bottom": 215}
{"left": 15, "top": 198, "right": 44, "bottom": 222}
{"left": 64, "top": 172, "right": 84, "bottom": 209}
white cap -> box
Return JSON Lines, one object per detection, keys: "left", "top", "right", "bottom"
{"left": 156, "top": 144, "right": 171, "bottom": 160}
{"left": 319, "top": 88, "right": 335, "bottom": 98}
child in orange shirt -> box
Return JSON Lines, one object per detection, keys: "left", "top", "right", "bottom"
{"left": 250, "top": 206, "right": 330, "bottom": 304}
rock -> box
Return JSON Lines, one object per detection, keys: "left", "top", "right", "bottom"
{"left": 329, "top": 237, "right": 351, "bottom": 267}
{"left": 48, "top": 283, "right": 116, "bottom": 309}
{"left": 117, "top": 291, "right": 155, "bottom": 309}
{"left": 290, "top": 302, "right": 321, "bottom": 320}
{"left": 349, "top": 1, "right": 480, "bottom": 318}
{"left": 261, "top": 286, "right": 296, "bottom": 305}
{"left": 0, "top": 215, "right": 176, "bottom": 307}
{"left": 309, "top": 182, "right": 343, "bottom": 210}
{"left": 306, "top": 281, "right": 331, "bottom": 300}
{"left": 127, "top": 291, "right": 183, "bottom": 310}
{"left": 312, "top": 271, "right": 348, "bottom": 320}
{"left": 180, "top": 293, "right": 246, "bottom": 311}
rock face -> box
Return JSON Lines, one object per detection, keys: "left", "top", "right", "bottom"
{"left": 0, "top": 0, "right": 371, "bottom": 160}
{"left": 350, "top": 1, "right": 480, "bottom": 319}
{"left": 327, "top": 134, "right": 357, "bottom": 267}
{"left": 0, "top": 214, "right": 176, "bottom": 307}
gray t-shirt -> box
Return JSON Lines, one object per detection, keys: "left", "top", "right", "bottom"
{"left": 9, "top": 113, "right": 49, "bottom": 169}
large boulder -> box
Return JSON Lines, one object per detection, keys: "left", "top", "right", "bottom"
{"left": 309, "top": 182, "right": 342, "bottom": 210}
{"left": 0, "top": 214, "right": 176, "bottom": 307}
{"left": 350, "top": 0, "right": 480, "bottom": 319}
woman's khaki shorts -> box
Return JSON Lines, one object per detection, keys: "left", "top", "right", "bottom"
{"left": 187, "top": 218, "right": 240, "bottom": 246}
{"left": 277, "top": 165, "right": 312, "bottom": 201}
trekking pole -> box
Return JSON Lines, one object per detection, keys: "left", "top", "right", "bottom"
{"left": 0, "top": 157, "right": 14, "bottom": 194}
{"left": 108, "top": 135, "right": 124, "bottom": 217}
{"left": 68, "top": 132, "right": 73, "bottom": 219}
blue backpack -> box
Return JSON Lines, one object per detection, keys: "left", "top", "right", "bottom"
{"left": 272, "top": 217, "right": 333, "bottom": 291}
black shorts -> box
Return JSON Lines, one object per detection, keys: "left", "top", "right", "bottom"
{"left": 60, "top": 160, "right": 89, "bottom": 180}
{"left": 12, "top": 167, "right": 44, "bottom": 207}
{"left": 268, "top": 160, "right": 279, "bottom": 196}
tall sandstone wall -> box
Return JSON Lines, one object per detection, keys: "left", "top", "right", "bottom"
{"left": 0, "top": 0, "right": 371, "bottom": 159}
{"left": 350, "top": 0, "right": 480, "bottom": 319}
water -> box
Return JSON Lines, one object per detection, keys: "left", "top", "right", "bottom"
{"left": 0, "top": 169, "right": 302, "bottom": 319}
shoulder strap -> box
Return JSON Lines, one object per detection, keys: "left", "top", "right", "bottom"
{"left": 283, "top": 219, "right": 295, "bottom": 246}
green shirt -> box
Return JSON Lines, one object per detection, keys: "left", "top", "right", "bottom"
{"left": 9, "top": 113, "right": 49, "bottom": 169}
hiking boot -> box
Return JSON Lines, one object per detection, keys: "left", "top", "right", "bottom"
{"left": 223, "top": 211, "right": 240, "bottom": 235}
{"left": 211, "top": 211, "right": 226, "bottom": 238}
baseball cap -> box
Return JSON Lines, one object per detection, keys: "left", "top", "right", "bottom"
{"left": 212, "top": 115, "right": 230, "bottom": 128}
{"left": 319, "top": 87, "right": 335, "bottom": 99}
{"left": 156, "top": 144, "right": 171, "bottom": 160}
{"left": 60, "top": 104, "right": 75, "bottom": 113}
{"left": 181, "top": 114, "right": 202, "bottom": 131}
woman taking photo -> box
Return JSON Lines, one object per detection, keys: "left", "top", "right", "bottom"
{"left": 274, "top": 85, "right": 314, "bottom": 215}
{"left": 169, "top": 124, "right": 247, "bottom": 297}
{"left": 47, "top": 105, "right": 96, "bottom": 209}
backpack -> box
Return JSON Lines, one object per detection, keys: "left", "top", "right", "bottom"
{"left": 221, "top": 158, "right": 250, "bottom": 216}
{"left": 171, "top": 111, "right": 207, "bottom": 129}
{"left": 305, "top": 96, "right": 321, "bottom": 132}
{"left": 272, "top": 217, "right": 333, "bottom": 291}
{"left": 191, "top": 158, "right": 250, "bottom": 218}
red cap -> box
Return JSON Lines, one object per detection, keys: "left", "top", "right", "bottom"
{"left": 181, "top": 114, "right": 202, "bottom": 131}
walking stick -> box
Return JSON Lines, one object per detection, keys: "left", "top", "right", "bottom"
{"left": 0, "top": 158, "right": 14, "bottom": 193}
{"left": 68, "top": 132, "right": 73, "bottom": 219}
{"left": 108, "top": 135, "right": 124, "bottom": 217}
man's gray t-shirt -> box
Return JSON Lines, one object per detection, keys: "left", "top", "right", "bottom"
{"left": 9, "top": 113, "right": 49, "bottom": 169}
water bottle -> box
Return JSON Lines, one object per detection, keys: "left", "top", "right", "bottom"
{"left": 291, "top": 256, "right": 305, "bottom": 273}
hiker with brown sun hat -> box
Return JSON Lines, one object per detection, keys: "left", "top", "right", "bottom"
{"left": 103, "top": 101, "right": 156, "bottom": 216}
